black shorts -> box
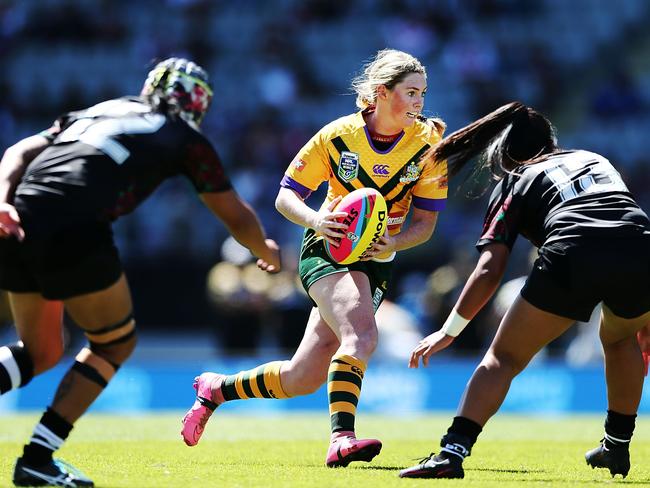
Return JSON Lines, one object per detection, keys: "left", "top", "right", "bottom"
{"left": 0, "top": 221, "right": 122, "bottom": 300}
{"left": 521, "top": 237, "right": 650, "bottom": 322}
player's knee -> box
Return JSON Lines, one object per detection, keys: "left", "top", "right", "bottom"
{"left": 90, "top": 332, "right": 137, "bottom": 366}
{"left": 284, "top": 364, "right": 326, "bottom": 395}
{"left": 84, "top": 313, "right": 137, "bottom": 366}
{"left": 71, "top": 336, "right": 137, "bottom": 390}
{"left": 344, "top": 322, "right": 378, "bottom": 358}
{"left": 483, "top": 349, "right": 526, "bottom": 376}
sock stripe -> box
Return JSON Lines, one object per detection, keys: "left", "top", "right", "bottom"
{"left": 329, "top": 401, "right": 357, "bottom": 414}
{"left": 234, "top": 373, "right": 251, "bottom": 399}
{"left": 327, "top": 371, "right": 362, "bottom": 389}
{"left": 328, "top": 354, "right": 365, "bottom": 433}
{"left": 247, "top": 368, "right": 263, "bottom": 398}
{"left": 221, "top": 362, "right": 289, "bottom": 401}
{"left": 34, "top": 425, "right": 64, "bottom": 449}
{"left": 22, "top": 409, "right": 72, "bottom": 466}
{"left": 240, "top": 371, "right": 257, "bottom": 398}
{"left": 0, "top": 346, "right": 21, "bottom": 390}
{"left": 330, "top": 412, "right": 356, "bottom": 433}
{"left": 331, "top": 354, "right": 366, "bottom": 370}
{"left": 605, "top": 433, "right": 631, "bottom": 444}
{"left": 441, "top": 446, "right": 467, "bottom": 459}
{"left": 222, "top": 377, "right": 239, "bottom": 401}
{"left": 262, "top": 361, "right": 289, "bottom": 399}
{"left": 28, "top": 437, "right": 56, "bottom": 450}
{"left": 328, "top": 362, "right": 364, "bottom": 377}
{"left": 328, "top": 391, "right": 359, "bottom": 407}
{"left": 328, "top": 380, "right": 360, "bottom": 396}
{"left": 253, "top": 366, "right": 271, "bottom": 398}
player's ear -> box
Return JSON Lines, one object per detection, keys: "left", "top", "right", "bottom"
{"left": 376, "top": 84, "right": 389, "bottom": 101}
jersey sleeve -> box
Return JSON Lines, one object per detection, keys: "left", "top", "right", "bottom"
{"left": 411, "top": 158, "right": 447, "bottom": 211}
{"left": 182, "top": 136, "right": 232, "bottom": 193}
{"left": 411, "top": 126, "right": 448, "bottom": 211}
{"left": 476, "top": 180, "right": 521, "bottom": 251}
{"left": 280, "top": 129, "right": 331, "bottom": 199}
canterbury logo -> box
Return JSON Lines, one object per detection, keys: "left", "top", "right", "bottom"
{"left": 372, "top": 164, "right": 389, "bottom": 176}
{"left": 351, "top": 366, "right": 364, "bottom": 378}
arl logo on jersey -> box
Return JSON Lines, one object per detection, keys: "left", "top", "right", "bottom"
{"left": 372, "top": 164, "right": 390, "bottom": 177}
{"left": 338, "top": 151, "right": 359, "bottom": 182}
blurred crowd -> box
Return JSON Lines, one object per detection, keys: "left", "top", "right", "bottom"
{"left": 1, "top": 0, "right": 649, "bottom": 360}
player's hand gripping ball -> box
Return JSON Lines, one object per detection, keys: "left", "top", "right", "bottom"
{"left": 324, "top": 188, "right": 387, "bottom": 265}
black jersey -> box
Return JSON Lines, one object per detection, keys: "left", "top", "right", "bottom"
{"left": 15, "top": 97, "right": 231, "bottom": 225}
{"left": 476, "top": 150, "right": 650, "bottom": 251}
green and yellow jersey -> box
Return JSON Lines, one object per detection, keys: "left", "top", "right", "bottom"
{"left": 281, "top": 110, "right": 447, "bottom": 236}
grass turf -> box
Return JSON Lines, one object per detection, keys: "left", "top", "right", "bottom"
{"left": 1, "top": 413, "right": 649, "bottom": 487}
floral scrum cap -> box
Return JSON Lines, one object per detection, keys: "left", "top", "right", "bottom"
{"left": 142, "top": 57, "right": 213, "bottom": 128}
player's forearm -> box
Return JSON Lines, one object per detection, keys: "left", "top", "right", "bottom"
{"left": 391, "top": 214, "right": 438, "bottom": 251}
{"left": 226, "top": 204, "right": 270, "bottom": 258}
{"left": 275, "top": 187, "right": 318, "bottom": 229}
{"left": 0, "top": 151, "right": 30, "bottom": 203}
{"left": 0, "top": 135, "right": 50, "bottom": 202}
{"left": 454, "top": 257, "right": 505, "bottom": 320}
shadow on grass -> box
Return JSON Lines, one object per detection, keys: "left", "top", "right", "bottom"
{"left": 470, "top": 467, "right": 546, "bottom": 474}
{"left": 471, "top": 480, "right": 650, "bottom": 485}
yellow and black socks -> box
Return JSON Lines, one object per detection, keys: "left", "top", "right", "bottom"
{"left": 327, "top": 354, "right": 366, "bottom": 433}
{"left": 22, "top": 408, "right": 73, "bottom": 466}
{"left": 0, "top": 343, "right": 34, "bottom": 394}
{"left": 220, "top": 361, "right": 290, "bottom": 401}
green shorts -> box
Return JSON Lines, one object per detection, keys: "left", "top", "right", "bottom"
{"left": 298, "top": 229, "right": 393, "bottom": 312}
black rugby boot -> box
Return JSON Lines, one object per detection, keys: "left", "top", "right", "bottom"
{"left": 585, "top": 440, "right": 630, "bottom": 478}
{"left": 13, "top": 457, "right": 94, "bottom": 487}
{"left": 399, "top": 451, "right": 464, "bottom": 479}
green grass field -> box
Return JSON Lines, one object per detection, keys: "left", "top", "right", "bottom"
{"left": 1, "top": 413, "right": 649, "bottom": 487}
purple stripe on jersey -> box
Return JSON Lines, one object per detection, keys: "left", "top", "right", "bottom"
{"left": 412, "top": 196, "right": 446, "bottom": 211}
{"left": 363, "top": 126, "right": 405, "bottom": 154}
{"left": 280, "top": 175, "right": 312, "bottom": 199}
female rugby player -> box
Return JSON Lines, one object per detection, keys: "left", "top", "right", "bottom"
{"left": 0, "top": 58, "right": 280, "bottom": 487}
{"left": 399, "top": 102, "right": 650, "bottom": 480}
{"left": 182, "top": 49, "right": 448, "bottom": 468}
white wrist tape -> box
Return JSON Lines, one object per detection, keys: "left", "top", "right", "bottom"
{"left": 440, "top": 309, "right": 470, "bottom": 338}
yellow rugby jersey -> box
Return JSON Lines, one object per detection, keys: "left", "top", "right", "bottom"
{"left": 281, "top": 110, "right": 447, "bottom": 236}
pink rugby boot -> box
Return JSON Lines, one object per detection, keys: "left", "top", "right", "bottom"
{"left": 181, "top": 372, "right": 225, "bottom": 446}
{"left": 325, "top": 431, "right": 382, "bottom": 467}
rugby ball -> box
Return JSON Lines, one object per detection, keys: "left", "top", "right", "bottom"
{"left": 324, "top": 188, "right": 387, "bottom": 265}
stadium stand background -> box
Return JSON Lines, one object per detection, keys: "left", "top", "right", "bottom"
{"left": 1, "top": 0, "right": 649, "bottom": 362}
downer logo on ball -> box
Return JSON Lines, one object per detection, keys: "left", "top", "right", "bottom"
{"left": 364, "top": 210, "right": 386, "bottom": 253}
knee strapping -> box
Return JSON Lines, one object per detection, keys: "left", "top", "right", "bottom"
{"left": 84, "top": 314, "right": 136, "bottom": 346}
{"left": 72, "top": 347, "right": 117, "bottom": 388}
{"left": 73, "top": 313, "right": 137, "bottom": 387}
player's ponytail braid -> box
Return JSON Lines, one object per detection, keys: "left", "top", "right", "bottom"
{"left": 426, "top": 102, "right": 530, "bottom": 178}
